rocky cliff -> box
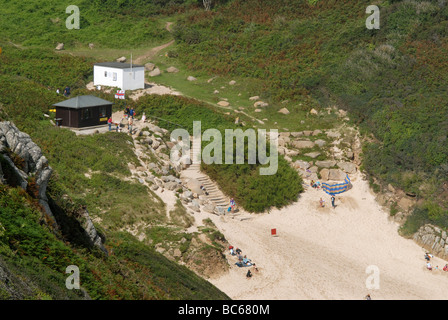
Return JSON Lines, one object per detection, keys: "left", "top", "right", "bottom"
{"left": 413, "top": 224, "right": 448, "bottom": 259}
{"left": 0, "top": 121, "right": 107, "bottom": 254}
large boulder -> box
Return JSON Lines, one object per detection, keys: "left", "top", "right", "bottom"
{"left": 314, "top": 139, "right": 327, "bottom": 148}
{"left": 166, "top": 66, "right": 179, "bottom": 73}
{"left": 55, "top": 43, "right": 64, "bottom": 51}
{"left": 149, "top": 68, "right": 161, "bottom": 77}
{"left": 278, "top": 108, "right": 290, "bottom": 115}
{"left": 304, "top": 152, "right": 321, "bottom": 159}
{"left": 145, "top": 63, "right": 156, "bottom": 71}
{"left": 291, "top": 140, "right": 315, "bottom": 149}
{"left": 315, "top": 160, "right": 336, "bottom": 168}
{"left": 186, "top": 178, "right": 204, "bottom": 195}
{"left": 290, "top": 132, "right": 303, "bottom": 138}
{"left": 328, "top": 169, "right": 347, "bottom": 181}
{"left": 320, "top": 168, "right": 330, "bottom": 181}
{"left": 254, "top": 101, "right": 269, "bottom": 108}
{"left": 293, "top": 160, "right": 311, "bottom": 170}
{"left": 337, "top": 162, "right": 357, "bottom": 174}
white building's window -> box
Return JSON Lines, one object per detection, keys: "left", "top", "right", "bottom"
{"left": 104, "top": 71, "right": 107, "bottom": 77}
{"left": 113, "top": 72, "right": 117, "bottom": 81}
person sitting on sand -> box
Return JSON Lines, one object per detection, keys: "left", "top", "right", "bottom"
{"left": 236, "top": 248, "right": 242, "bottom": 255}
{"left": 200, "top": 185, "right": 209, "bottom": 196}
{"left": 443, "top": 264, "right": 448, "bottom": 272}
{"left": 319, "top": 198, "right": 325, "bottom": 207}
{"left": 243, "top": 256, "right": 252, "bottom": 266}
{"left": 229, "top": 245, "right": 235, "bottom": 256}
{"left": 246, "top": 270, "right": 252, "bottom": 279}
{"left": 427, "top": 262, "right": 432, "bottom": 271}
{"left": 230, "top": 198, "right": 236, "bottom": 212}
{"left": 365, "top": 294, "right": 371, "bottom": 300}
{"left": 310, "top": 180, "right": 315, "bottom": 188}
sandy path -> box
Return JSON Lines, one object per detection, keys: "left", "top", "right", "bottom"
{"left": 204, "top": 171, "right": 448, "bottom": 300}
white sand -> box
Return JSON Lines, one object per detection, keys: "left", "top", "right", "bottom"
{"left": 204, "top": 171, "right": 448, "bottom": 300}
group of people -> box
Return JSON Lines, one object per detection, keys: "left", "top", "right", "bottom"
{"left": 310, "top": 180, "right": 336, "bottom": 209}
{"left": 424, "top": 252, "right": 448, "bottom": 272}
{"left": 318, "top": 196, "right": 336, "bottom": 209}
{"left": 229, "top": 245, "right": 258, "bottom": 279}
{"left": 56, "top": 86, "right": 71, "bottom": 97}
{"left": 106, "top": 106, "right": 146, "bottom": 134}
{"left": 310, "top": 180, "right": 321, "bottom": 189}
{"left": 200, "top": 185, "right": 209, "bottom": 196}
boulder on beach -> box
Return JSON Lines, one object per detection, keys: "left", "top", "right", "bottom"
{"left": 186, "top": 178, "right": 204, "bottom": 195}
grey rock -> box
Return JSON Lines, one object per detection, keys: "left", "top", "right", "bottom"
{"left": 304, "top": 152, "right": 321, "bottom": 159}
{"left": 293, "top": 160, "right": 311, "bottom": 170}
{"left": 314, "top": 139, "right": 327, "bottom": 148}
{"left": 145, "top": 63, "right": 155, "bottom": 71}
{"left": 291, "top": 140, "right": 315, "bottom": 149}
{"left": 290, "top": 132, "right": 303, "bottom": 138}
{"left": 166, "top": 66, "right": 179, "bottom": 73}
{"left": 328, "top": 169, "right": 347, "bottom": 181}
{"left": 149, "top": 68, "right": 161, "bottom": 77}
{"left": 337, "top": 162, "right": 357, "bottom": 174}
{"left": 55, "top": 43, "right": 64, "bottom": 51}
{"left": 203, "top": 204, "right": 215, "bottom": 214}
{"left": 315, "top": 160, "right": 337, "bottom": 168}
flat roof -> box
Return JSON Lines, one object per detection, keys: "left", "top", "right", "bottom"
{"left": 53, "top": 95, "right": 113, "bottom": 109}
{"left": 94, "top": 62, "right": 145, "bottom": 69}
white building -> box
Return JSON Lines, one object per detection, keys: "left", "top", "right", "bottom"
{"left": 93, "top": 62, "right": 145, "bottom": 91}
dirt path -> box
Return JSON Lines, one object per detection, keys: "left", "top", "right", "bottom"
{"left": 134, "top": 22, "right": 175, "bottom": 65}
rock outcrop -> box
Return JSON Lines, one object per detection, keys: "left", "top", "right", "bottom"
{"left": 413, "top": 224, "right": 448, "bottom": 259}
{"left": 0, "top": 122, "right": 54, "bottom": 220}
{"left": 0, "top": 122, "right": 107, "bottom": 254}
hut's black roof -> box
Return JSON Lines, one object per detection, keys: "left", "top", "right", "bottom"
{"left": 94, "top": 62, "right": 144, "bottom": 69}
{"left": 53, "top": 95, "right": 113, "bottom": 109}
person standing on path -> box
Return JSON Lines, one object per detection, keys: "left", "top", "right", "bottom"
{"left": 107, "top": 117, "right": 112, "bottom": 131}
{"left": 128, "top": 117, "right": 134, "bottom": 135}
{"left": 125, "top": 106, "right": 130, "bottom": 119}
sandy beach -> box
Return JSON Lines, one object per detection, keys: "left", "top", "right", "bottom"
{"left": 202, "top": 171, "right": 448, "bottom": 300}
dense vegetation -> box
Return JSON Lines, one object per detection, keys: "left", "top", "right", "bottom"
{"left": 1, "top": 0, "right": 448, "bottom": 297}
{"left": 0, "top": 186, "right": 229, "bottom": 299}
{"left": 171, "top": 0, "right": 448, "bottom": 232}
{"left": 0, "top": 43, "right": 230, "bottom": 299}
{"left": 136, "top": 94, "right": 304, "bottom": 212}
{"left": 0, "top": 0, "right": 171, "bottom": 48}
